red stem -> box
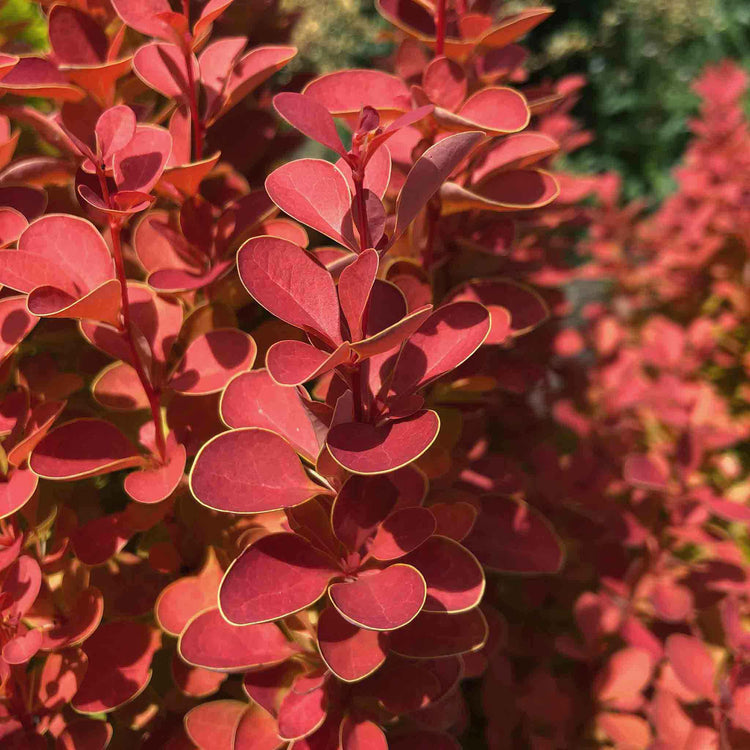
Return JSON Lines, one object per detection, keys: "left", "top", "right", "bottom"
{"left": 184, "top": 48, "right": 203, "bottom": 161}
{"left": 435, "top": 0, "right": 447, "bottom": 57}
{"left": 96, "top": 170, "right": 168, "bottom": 463}
{"left": 352, "top": 172, "right": 370, "bottom": 252}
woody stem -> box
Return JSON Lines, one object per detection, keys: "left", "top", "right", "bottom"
{"left": 352, "top": 173, "right": 370, "bottom": 252}
{"left": 96, "top": 169, "right": 168, "bottom": 462}
{"left": 184, "top": 47, "right": 204, "bottom": 161}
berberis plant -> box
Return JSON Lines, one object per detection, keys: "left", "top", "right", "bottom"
{"left": 0, "top": 0, "right": 565, "bottom": 745}
{"left": 5, "top": 0, "right": 745, "bottom": 749}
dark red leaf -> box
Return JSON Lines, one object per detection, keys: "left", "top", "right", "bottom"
{"left": 327, "top": 410, "right": 440, "bottom": 475}
{"left": 369, "top": 506, "right": 435, "bottom": 560}
{"left": 219, "top": 532, "right": 338, "bottom": 624}
{"left": 317, "top": 607, "right": 388, "bottom": 682}
{"left": 265, "top": 159, "right": 355, "bottom": 250}
{"left": 179, "top": 607, "right": 295, "bottom": 672}
{"left": 463, "top": 495, "right": 564, "bottom": 574}
{"left": 190, "top": 428, "right": 322, "bottom": 514}
{"left": 389, "top": 609, "right": 488, "bottom": 658}
{"left": 31, "top": 419, "right": 143, "bottom": 480}
{"left": 329, "top": 564, "right": 426, "bottom": 630}
{"left": 238, "top": 235, "right": 342, "bottom": 345}
{"left": 72, "top": 621, "right": 161, "bottom": 713}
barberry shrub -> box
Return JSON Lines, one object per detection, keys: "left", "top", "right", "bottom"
{"left": 0, "top": 0, "right": 573, "bottom": 747}
{"left": 478, "top": 61, "right": 749, "bottom": 748}
{"left": 2, "top": 0, "right": 745, "bottom": 748}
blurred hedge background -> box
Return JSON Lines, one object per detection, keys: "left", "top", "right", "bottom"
{"left": 3, "top": 0, "right": 750, "bottom": 202}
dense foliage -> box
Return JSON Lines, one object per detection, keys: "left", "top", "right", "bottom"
{"left": 0, "top": 1, "right": 747, "bottom": 749}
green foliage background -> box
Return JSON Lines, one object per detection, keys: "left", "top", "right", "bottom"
{"left": 526, "top": 0, "right": 750, "bottom": 202}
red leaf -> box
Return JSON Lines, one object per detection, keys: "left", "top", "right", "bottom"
{"left": 329, "top": 564, "right": 426, "bottom": 630}
{"left": 238, "top": 235, "right": 342, "bottom": 345}
{"left": 92, "top": 362, "right": 148, "bottom": 411}
{"left": 388, "top": 301, "right": 490, "bottom": 396}
{"left": 355, "top": 308, "right": 434, "bottom": 369}
{"left": 184, "top": 700, "right": 246, "bottom": 750}
{"left": 169, "top": 328, "right": 256, "bottom": 395}
{"left": 273, "top": 92, "right": 347, "bottom": 157}
{"left": 595, "top": 648, "right": 653, "bottom": 705}
{"left": 193, "top": 0, "right": 234, "bottom": 43}
{"left": 113, "top": 124, "right": 171, "bottom": 193}
{"left": 0, "top": 215, "right": 118, "bottom": 324}
{"left": 448, "top": 278, "right": 548, "bottom": 341}
{"left": 597, "top": 713, "right": 652, "bottom": 750}
{"left": 221, "top": 369, "right": 327, "bottom": 462}
{"left": 38, "top": 648, "right": 87, "bottom": 712}
{"left": 463, "top": 495, "right": 564, "bottom": 574}
{"left": 110, "top": 0, "right": 171, "bottom": 37}
{"left": 179, "top": 607, "right": 295, "bottom": 672}
{"left": 81, "top": 282, "right": 182, "bottom": 368}
{"left": 394, "top": 131, "right": 484, "bottom": 240}
{"left": 389, "top": 609, "right": 488, "bottom": 658}
{"left": 190, "top": 428, "right": 321, "bottom": 513}
{"left": 267, "top": 340, "right": 352, "bottom": 387}
{"left": 338, "top": 249, "right": 378, "bottom": 343}
{"left": 473, "top": 132, "right": 559, "bottom": 182}
{"left": 364, "top": 656, "right": 441, "bottom": 713}
{"left": 340, "top": 718, "right": 387, "bottom": 750}
{"left": 423, "top": 56, "right": 467, "bottom": 111}
{"left": 624, "top": 453, "right": 670, "bottom": 490}
{"left": 327, "top": 410, "right": 440, "bottom": 475}
{"left": 134, "top": 43, "right": 198, "bottom": 101}
{"left": 219, "top": 532, "right": 338, "bottom": 624}
{"left": 71, "top": 514, "right": 131, "bottom": 566}
{"left": 265, "top": 159, "right": 355, "bottom": 249}
{"left": 303, "top": 69, "right": 411, "bottom": 122}
{"left": 243, "top": 662, "right": 302, "bottom": 717}
{"left": 429, "top": 502, "right": 477, "bottom": 541}
{"left": 27, "top": 278, "right": 122, "bottom": 327}
{"left": 277, "top": 674, "right": 328, "bottom": 741}
{"left": 0, "top": 208, "right": 27, "bottom": 248}
{"left": 331, "top": 474, "right": 398, "bottom": 554}
{"left": 95, "top": 105, "right": 136, "bottom": 163}
{"left": 370, "top": 506, "right": 436, "bottom": 560}
{"left": 0, "top": 467, "right": 38, "bottom": 519}
{"left": 451, "top": 87, "right": 529, "bottom": 134}
{"left": 31, "top": 419, "right": 143, "bottom": 480}
{"left": 2, "top": 556, "right": 41, "bottom": 619}
{"left": 221, "top": 46, "right": 297, "bottom": 119}
{"left": 665, "top": 634, "right": 717, "bottom": 701}
{"left": 316, "top": 607, "right": 388, "bottom": 682}
{"left": 2, "top": 626, "right": 42, "bottom": 665}
{"left": 72, "top": 621, "right": 161, "bottom": 713}
{"left": 124, "top": 434, "right": 186, "bottom": 504}
{"left": 650, "top": 580, "right": 693, "bottom": 622}
{"left": 0, "top": 57, "right": 83, "bottom": 101}
{"left": 233, "top": 703, "right": 283, "bottom": 750}
{"left": 48, "top": 6, "right": 107, "bottom": 66}
{"left": 441, "top": 169, "right": 559, "bottom": 214}
{"left": 404, "top": 536, "right": 484, "bottom": 612}
{"left": 40, "top": 587, "right": 104, "bottom": 651}
{"left": 155, "top": 548, "right": 224, "bottom": 636}
{"left": 199, "top": 37, "right": 247, "bottom": 120}
{"left": 160, "top": 152, "right": 221, "bottom": 197}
